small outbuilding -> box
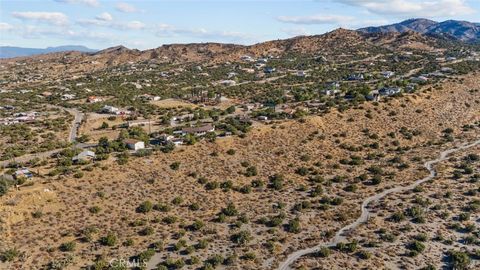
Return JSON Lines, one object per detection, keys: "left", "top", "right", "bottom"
{"left": 125, "top": 139, "right": 145, "bottom": 151}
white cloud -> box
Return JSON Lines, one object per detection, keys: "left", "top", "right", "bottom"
{"left": 282, "top": 27, "right": 311, "bottom": 37}
{"left": 96, "top": 12, "right": 113, "bottom": 21}
{"left": 125, "top": 21, "right": 145, "bottom": 30}
{"left": 54, "top": 0, "right": 100, "bottom": 7}
{"left": 12, "top": 12, "right": 69, "bottom": 26}
{"left": 277, "top": 14, "right": 354, "bottom": 25}
{"left": 116, "top": 2, "right": 138, "bottom": 13}
{"left": 77, "top": 18, "right": 145, "bottom": 30}
{"left": 335, "top": 0, "right": 474, "bottom": 17}
{"left": 18, "top": 25, "right": 118, "bottom": 44}
{"left": 0, "top": 22, "right": 14, "bottom": 31}
{"left": 155, "top": 24, "right": 255, "bottom": 43}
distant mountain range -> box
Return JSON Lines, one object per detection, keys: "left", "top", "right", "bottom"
{"left": 358, "top": 19, "right": 480, "bottom": 43}
{"left": 0, "top": 45, "right": 97, "bottom": 59}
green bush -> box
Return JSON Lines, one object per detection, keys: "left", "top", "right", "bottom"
{"left": 59, "top": 241, "right": 76, "bottom": 252}
{"left": 100, "top": 232, "right": 117, "bottom": 246}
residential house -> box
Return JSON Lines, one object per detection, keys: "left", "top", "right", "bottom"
{"left": 219, "top": 80, "right": 236, "bottom": 86}
{"left": 101, "top": 105, "right": 119, "bottom": 114}
{"left": 321, "top": 89, "right": 340, "bottom": 96}
{"left": 296, "top": 71, "right": 307, "bottom": 77}
{"left": 171, "top": 138, "right": 184, "bottom": 146}
{"left": 257, "top": 58, "right": 268, "bottom": 64}
{"left": 72, "top": 150, "right": 96, "bottom": 163}
{"left": 257, "top": 116, "right": 268, "bottom": 121}
{"left": 365, "top": 90, "right": 380, "bottom": 101}
{"left": 138, "top": 94, "right": 161, "bottom": 101}
{"left": 87, "top": 96, "right": 103, "bottom": 103}
{"left": 406, "top": 83, "right": 418, "bottom": 93}
{"left": 379, "top": 87, "right": 402, "bottom": 96}
{"left": 182, "top": 124, "right": 215, "bottom": 136}
{"left": 241, "top": 55, "right": 254, "bottom": 62}
{"left": 441, "top": 67, "right": 454, "bottom": 73}
{"left": 347, "top": 74, "right": 364, "bottom": 81}
{"left": 381, "top": 71, "right": 395, "bottom": 78}
{"left": 410, "top": 76, "right": 428, "bottom": 83}
{"left": 125, "top": 139, "right": 145, "bottom": 151}
{"left": 264, "top": 67, "right": 276, "bottom": 74}
{"left": 61, "top": 94, "right": 76, "bottom": 100}
{"left": 14, "top": 168, "right": 33, "bottom": 179}
{"left": 126, "top": 119, "right": 151, "bottom": 128}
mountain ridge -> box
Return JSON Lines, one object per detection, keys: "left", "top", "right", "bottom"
{"left": 358, "top": 18, "right": 480, "bottom": 43}
{"left": 0, "top": 45, "right": 97, "bottom": 59}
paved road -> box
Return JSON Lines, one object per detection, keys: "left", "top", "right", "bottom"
{"left": 0, "top": 107, "right": 88, "bottom": 168}
{"left": 64, "top": 108, "right": 84, "bottom": 143}
{"left": 277, "top": 138, "right": 480, "bottom": 270}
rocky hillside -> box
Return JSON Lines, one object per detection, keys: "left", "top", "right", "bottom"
{"left": 0, "top": 45, "right": 96, "bottom": 59}
{"left": 0, "top": 28, "right": 467, "bottom": 82}
{"left": 358, "top": 18, "right": 480, "bottom": 43}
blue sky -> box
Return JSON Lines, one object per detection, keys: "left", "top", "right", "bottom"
{"left": 0, "top": 0, "right": 479, "bottom": 49}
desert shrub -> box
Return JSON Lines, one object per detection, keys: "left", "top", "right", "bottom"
{"left": 230, "top": 230, "right": 251, "bottom": 245}
{"left": 357, "top": 250, "right": 372, "bottom": 259}
{"left": 242, "top": 252, "right": 256, "bottom": 260}
{"left": 88, "top": 206, "right": 101, "bottom": 214}
{"left": 205, "top": 181, "right": 219, "bottom": 190}
{"left": 189, "top": 203, "right": 200, "bottom": 211}
{"left": 140, "top": 226, "right": 154, "bottom": 236}
{"left": 205, "top": 254, "right": 224, "bottom": 267}
{"left": 222, "top": 202, "right": 238, "bottom": 216}
{"left": 245, "top": 166, "right": 257, "bottom": 177}
{"left": 31, "top": 210, "right": 43, "bottom": 218}
{"left": 59, "top": 242, "right": 76, "bottom": 252}
{"left": 269, "top": 174, "right": 284, "bottom": 190}
{"left": 154, "top": 203, "right": 171, "bottom": 212}
{"left": 317, "top": 247, "right": 331, "bottom": 257}
{"left": 189, "top": 220, "right": 205, "bottom": 231}
{"left": 251, "top": 179, "right": 264, "bottom": 188}
{"left": 389, "top": 211, "right": 405, "bottom": 222}
{"left": 136, "top": 249, "right": 155, "bottom": 263}
{"left": 407, "top": 240, "right": 425, "bottom": 256}
{"left": 162, "top": 216, "right": 178, "bottom": 224}
{"left": 100, "top": 232, "right": 117, "bottom": 246}
{"left": 170, "top": 162, "right": 181, "bottom": 170}
{"left": 172, "top": 196, "right": 183, "bottom": 205}
{"left": 0, "top": 248, "right": 20, "bottom": 262}
{"left": 123, "top": 238, "right": 134, "bottom": 247}
{"left": 446, "top": 250, "right": 471, "bottom": 269}
{"left": 220, "top": 180, "right": 233, "bottom": 190}
{"left": 286, "top": 218, "right": 301, "bottom": 233}
{"left": 137, "top": 200, "right": 153, "bottom": 213}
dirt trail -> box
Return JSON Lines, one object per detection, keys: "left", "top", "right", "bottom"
{"left": 277, "top": 137, "right": 480, "bottom": 270}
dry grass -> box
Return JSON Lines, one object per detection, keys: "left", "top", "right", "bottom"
{"left": 0, "top": 73, "right": 479, "bottom": 269}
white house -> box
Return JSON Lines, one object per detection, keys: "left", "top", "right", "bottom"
{"left": 182, "top": 124, "right": 215, "bottom": 136}
{"left": 72, "top": 150, "right": 96, "bottom": 163}
{"left": 381, "top": 71, "right": 395, "bottom": 78}
{"left": 257, "top": 116, "right": 268, "bottom": 121}
{"left": 219, "top": 80, "right": 236, "bottom": 86}
{"left": 296, "top": 71, "right": 307, "bottom": 77}
{"left": 61, "top": 94, "right": 76, "bottom": 100}
{"left": 125, "top": 139, "right": 145, "bottom": 151}
{"left": 101, "top": 105, "right": 119, "bottom": 114}
{"left": 14, "top": 168, "right": 33, "bottom": 179}
{"left": 410, "top": 76, "right": 428, "bottom": 83}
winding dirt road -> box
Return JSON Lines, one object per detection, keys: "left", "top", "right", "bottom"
{"left": 277, "top": 138, "right": 480, "bottom": 270}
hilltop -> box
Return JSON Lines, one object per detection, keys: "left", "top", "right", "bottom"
{"left": 0, "top": 45, "right": 97, "bottom": 59}
{"left": 359, "top": 18, "right": 480, "bottom": 43}
{"left": 0, "top": 28, "right": 464, "bottom": 83}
